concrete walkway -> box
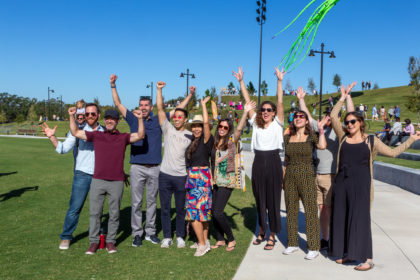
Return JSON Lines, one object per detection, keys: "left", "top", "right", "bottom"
{"left": 234, "top": 151, "right": 420, "bottom": 280}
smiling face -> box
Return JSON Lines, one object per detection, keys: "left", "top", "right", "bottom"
{"left": 293, "top": 112, "right": 308, "bottom": 129}
{"left": 191, "top": 123, "right": 203, "bottom": 138}
{"left": 85, "top": 105, "right": 100, "bottom": 127}
{"left": 218, "top": 120, "right": 230, "bottom": 137}
{"left": 172, "top": 110, "right": 187, "bottom": 129}
{"left": 139, "top": 99, "right": 152, "bottom": 118}
{"left": 104, "top": 117, "right": 119, "bottom": 132}
{"left": 344, "top": 115, "right": 361, "bottom": 136}
{"left": 76, "top": 114, "right": 85, "bottom": 125}
{"left": 260, "top": 104, "right": 275, "bottom": 123}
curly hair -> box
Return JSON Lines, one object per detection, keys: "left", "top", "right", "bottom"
{"left": 255, "top": 101, "right": 277, "bottom": 129}
{"left": 213, "top": 119, "right": 234, "bottom": 151}
{"left": 344, "top": 112, "right": 366, "bottom": 135}
{"left": 288, "top": 110, "right": 312, "bottom": 135}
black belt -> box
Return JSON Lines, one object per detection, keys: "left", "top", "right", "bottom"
{"left": 137, "top": 164, "right": 159, "bottom": 168}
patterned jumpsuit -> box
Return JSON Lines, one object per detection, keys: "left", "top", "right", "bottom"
{"left": 284, "top": 133, "right": 320, "bottom": 251}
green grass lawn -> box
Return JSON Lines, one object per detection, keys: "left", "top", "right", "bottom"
{"left": 374, "top": 156, "right": 420, "bottom": 169}
{"left": 0, "top": 137, "right": 256, "bottom": 280}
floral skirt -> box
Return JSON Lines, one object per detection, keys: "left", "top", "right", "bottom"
{"left": 185, "top": 167, "right": 212, "bottom": 221}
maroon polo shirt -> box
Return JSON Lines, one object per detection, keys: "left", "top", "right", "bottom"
{"left": 85, "top": 130, "right": 131, "bottom": 181}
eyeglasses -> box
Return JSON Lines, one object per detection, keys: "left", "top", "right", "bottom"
{"left": 294, "top": 114, "right": 306, "bottom": 119}
{"left": 344, "top": 119, "right": 358, "bottom": 126}
{"left": 77, "top": 117, "right": 85, "bottom": 120}
{"left": 85, "top": 112, "right": 97, "bottom": 117}
{"left": 218, "top": 125, "right": 229, "bottom": 131}
{"left": 261, "top": 108, "right": 273, "bottom": 112}
{"left": 172, "top": 115, "right": 183, "bottom": 120}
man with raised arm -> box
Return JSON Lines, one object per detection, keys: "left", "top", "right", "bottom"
{"left": 156, "top": 81, "right": 193, "bottom": 249}
{"left": 297, "top": 82, "right": 356, "bottom": 250}
{"left": 68, "top": 106, "right": 145, "bottom": 255}
{"left": 40, "top": 103, "right": 103, "bottom": 251}
{"left": 110, "top": 74, "right": 193, "bottom": 247}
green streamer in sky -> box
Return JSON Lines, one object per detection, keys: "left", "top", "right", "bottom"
{"left": 273, "top": 0, "right": 341, "bottom": 72}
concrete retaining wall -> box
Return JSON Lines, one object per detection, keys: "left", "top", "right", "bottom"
{"left": 397, "top": 152, "right": 420, "bottom": 161}
{"left": 373, "top": 161, "right": 420, "bottom": 195}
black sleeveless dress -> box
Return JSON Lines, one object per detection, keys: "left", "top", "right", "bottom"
{"left": 329, "top": 141, "right": 373, "bottom": 261}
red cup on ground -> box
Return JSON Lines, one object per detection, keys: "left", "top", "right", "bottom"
{"left": 99, "top": 234, "right": 106, "bottom": 249}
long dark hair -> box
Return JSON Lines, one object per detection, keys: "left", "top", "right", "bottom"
{"left": 186, "top": 124, "right": 203, "bottom": 159}
{"left": 255, "top": 101, "right": 277, "bottom": 129}
{"left": 288, "top": 110, "right": 312, "bottom": 136}
{"left": 213, "top": 118, "right": 234, "bottom": 151}
{"left": 344, "top": 112, "right": 366, "bottom": 135}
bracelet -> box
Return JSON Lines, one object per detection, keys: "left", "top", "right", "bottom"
{"left": 111, "top": 85, "right": 116, "bottom": 88}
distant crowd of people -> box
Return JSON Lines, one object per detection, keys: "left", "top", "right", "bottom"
{"left": 361, "top": 80, "right": 372, "bottom": 90}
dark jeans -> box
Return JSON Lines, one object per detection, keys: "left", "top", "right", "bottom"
{"left": 158, "top": 172, "right": 187, "bottom": 238}
{"left": 398, "top": 132, "right": 410, "bottom": 142}
{"left": 212, "top": 186, "right": 234, "bottom": 242}
{"left": 60, "top": 170, "right": 92, "bottom": 240}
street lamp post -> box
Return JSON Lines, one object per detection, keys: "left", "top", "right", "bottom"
{"left": 180, "top": 69, "right": 196, "bottom": 96}
{"left": 309, "top": 43, "right": 335, "bottom": 119}
{"left": 47, "top": 87, "right": 54, "bottom": 121}
{"left": 256, "top": 0, "right": 267, "bottom": 106}
{"left": 60, "top": 95, "right": 63, "bottom": 120}
{"left": 146, "top": 82, "right": 153, "bottom": 104}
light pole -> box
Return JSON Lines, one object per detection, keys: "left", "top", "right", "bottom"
{"left": 309, "top": 43, "right": 335, "bottom": 119}
{"left": 60, "top": 95, "right": 63, "bottom": 120}
{"left": 47, "top": 87, "right": 54, "bottom": 121}
{"left": 146, "top": 82, "right": 153, "bottom": 104}
{"left": 180, "top": 69, "right": 195, "bottom": 96}
{"left": 256, "top": 0, "right": 267, "bottom": 106}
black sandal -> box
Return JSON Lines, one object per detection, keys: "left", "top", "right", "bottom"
{"left": 264, "top": 239, "right": 275, "bottom": 250}
{"left": 253, "top": 234, "right": 265, "bottom": 245}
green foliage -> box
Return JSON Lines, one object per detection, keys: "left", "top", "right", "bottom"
{"left": 0, "top": 111, "right": 6, "bottom": 123}
{"left": 373, "top": 83, "right": 379, "bottom": 89}
{"left": 27, "top": 104, "right": 38, "bottom": 122}
{"left": 246, "top": 81, "right": 256, "bottom": 96}
{"left": 307, "top": 78, "right": 316, "bottom": 93}
{"left": 333, "top": 74, "right": 341, "bottom": 90}
{"left": 15, "top": 113, "right": 25, "bottom": 123}
{"left": 406, "top": 56, "right": 420, "bottom": 123}
{"left": 261, "top": 80, "right": 268, "bottom": 96}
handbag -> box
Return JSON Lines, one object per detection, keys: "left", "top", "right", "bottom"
{"left": 235, "top": 140, "right": 246, "bottom": 192}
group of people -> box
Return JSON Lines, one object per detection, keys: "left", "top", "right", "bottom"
{"left": 41, "top": 68, "right": 420, "bottom": 268}
{"left": 361, "top": 80, "right": 372, "bottom": 90}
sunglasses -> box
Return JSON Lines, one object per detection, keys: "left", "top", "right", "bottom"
{"left": 172, "top": 115, "right": 183, "bottom": 120}
{"left": 85, "top": 112, "right": 97, "bottom": 117}
{"left": 77, "top": 117, "right": 85, "bottom": 120}
{"left": 294, "top": 114, "right": 306, "bottom": 119}
{"left": 261, "top": 108, "right": 273, "bottom": 112}
{"left": 218, "top": 125, "right": 229, "bottom": 131}
{"left": 344, "top": 119, "right": 358, "bottom": 126}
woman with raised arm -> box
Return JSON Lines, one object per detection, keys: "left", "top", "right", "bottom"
{"left": 184, "top": 96, "right": 214, "bottom": 257}
{"left": 233, "top": 66, "right": 285, "bottom": 250}
{"left": 210, "top": 100, "right": 257, "bottom": 252}
{"left": 282, "top": 86, "right": 327, "bottom": 260}
{"left": 329, "top": 83, "right": 420, "bottom": 271}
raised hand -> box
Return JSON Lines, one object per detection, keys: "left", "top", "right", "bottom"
{"left": 68, "top": 107, "right": 76, "bottom": 116}
{"left": 275, "top": 67, "right": 286, "bottom": 81}
{"left": 232, "top": 67, "right": 244, "bottom": 82}
{"left": 189, "top": 86, "right": 196, "bottom": 95}
{"left": 132, "top": 109, "right": 143, "bottom": 119}
{"left": 110, "top": 74, "right": 118, "bottom": 84}
{"left": 40, "top": 122, "right": 57, "bottom": 138}
{"left": 296, "top": 86, "right": 306, "bottom": 100}
{"left": 318, "top": 115, "right": 329, "bottom": 130}
{"left": 201, "top": 96, "right": 211, "bottom": 105}
{"left": 244, "top": 100, "right": 257, "bottom": 112}
{"left": 346, "top": 81, "right": 357, "bottom": 95}
{"left": 156, "top": 81, "right": 166, "bottom": 89}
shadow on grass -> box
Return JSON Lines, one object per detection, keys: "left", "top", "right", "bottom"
{"left": 0, "top": 185, "right": 38, "bottom": 202}
{"left": 0, "top": 171, "right": 17, "bottom": 177}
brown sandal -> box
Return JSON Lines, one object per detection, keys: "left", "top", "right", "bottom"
{"left": 253, "top": 234, "right": 265, "bottom": 245}
{"left": 354, "top": 261, "right": 374, "bottom": 271}
{"left": 335, "top": 257, "right": 353, "bottom": 264}
{"left": 226, "top": 242, "right": 237, "bottom": 252}
{"left": 263, "top": 239, "right": 275, "bottom": 250}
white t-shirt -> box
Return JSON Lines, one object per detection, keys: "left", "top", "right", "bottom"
{"left": 249, "top": 113, "right": 284, "bottom": 152}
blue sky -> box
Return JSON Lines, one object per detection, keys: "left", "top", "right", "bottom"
{"left": 1, "top": 0, "right": 419, "bottom": 109}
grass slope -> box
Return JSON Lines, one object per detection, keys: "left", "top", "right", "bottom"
{"left": 0, "top": 137, "right": 256, "bottom": 280}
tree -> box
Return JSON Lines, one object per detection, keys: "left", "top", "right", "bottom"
{"left": 406, "top": 56, "right": 420, "bottom": 123}
{"left": 373, "top": 83, "right": 379, "bottom": 89}
{"left": 285, "top": 79, "right": 293, "bottom": 93}
{"left": 227, "top": 82, "right": 235, "bottom": 95}
{"left": 0, "top": 111, "right": 6, "bottom": 123}
{"left": 261, "top": 80, "right": 268, "bottom": 96}
{"left": 246, "top": 82, "right": 256, "bottom": 96}
{"left": 27, "top": 104, "right": 38, "bottom": 122}
{"left": 333, "top": 74, "right": 341, "bottom": 90}
{"left": 307, "top": 78, "right": 316, "bottom": 94}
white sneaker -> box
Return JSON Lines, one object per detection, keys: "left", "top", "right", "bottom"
{"left": 194, "top": 244, "right": 208, "bottom": 257}
{"left": 190, "top": 242, "right": 199, "bottom": 249}
{"left": 305, "top": 250, "right": 319, "bottom": 260}
{"left": 205, "top": 240, "right": 210, "bottom": 253}
{"left": 283, "top": 246, "right": 299, "bottom": 255}
{"left": 176, "top": 237, "right": 186, "bottom": 248}
{"left": 190, "top": 240, "right": 210, "bottom": 250}
{"left": 59, "top": 240, "right": 70, "bottom": 250}
{"left": 160, "top": 238, "right": 172, "bottom": 248}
